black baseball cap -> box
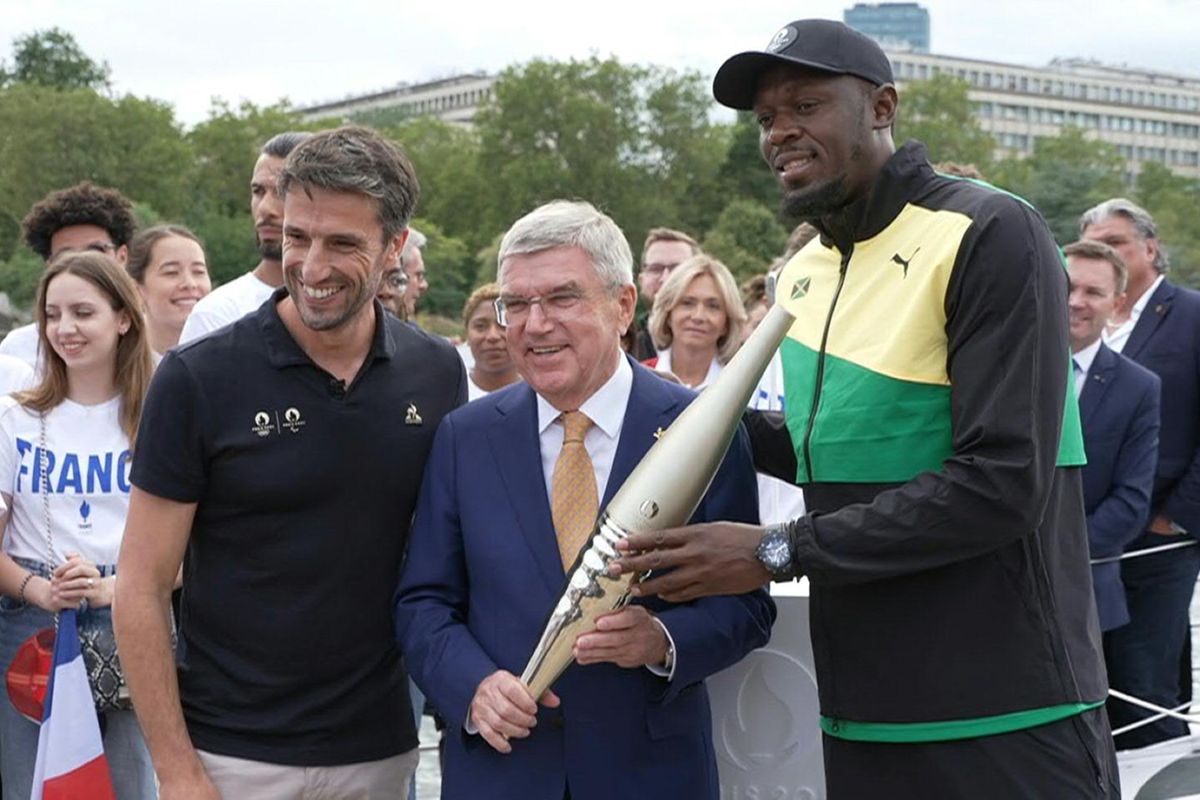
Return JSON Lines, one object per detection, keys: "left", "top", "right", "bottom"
{"left": 713, "top": 19, "right": 894, "bottom": 110}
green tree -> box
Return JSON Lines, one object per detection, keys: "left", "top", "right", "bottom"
{"left": 716, "top": 113, "right": 779, "bottom": 212}
{"left": 993, "top": 127, "right": 1125, "bottom": 244}
{"left": 385, "top": 117, "right": 491, "bottom": 253}
{"left": 701, "top": 199, "right": 788, "bottom": 282}
{"left": 1135, "top": 161, "right": 1200, "bottom": 288}
{"left": 0, "top": 85, "right": 193, "bottom": 253}
{"left": 475, "top": 56, "right": 722, "bottom": 250}
{"left": 190, "top": 212, "right": 258, "bottom": 287}
{"left": 895, "top": 74, "right": 996, "bottom": 171}
{"left": 0, "top": 247, "right": 42, "bottom": 307}
{"left": 414, "top": 218, "right": 476, "bottom": 318}
{"left": 0, "top": 28, "right": 111, "bottom": 91}
{"left": 187, "top": 99, "right": 315, "bottom": 219}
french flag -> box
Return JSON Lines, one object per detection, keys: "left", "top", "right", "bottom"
{"left": 30, "top": 609, "right": 115, "bottom": 800}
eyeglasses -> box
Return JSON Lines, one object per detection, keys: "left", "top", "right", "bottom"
{"left": 383, "top": 270, "right": 409, "bottom": 290}
{"left": 494, "top": 289, "right": 586, "bottom": 327}
{"left": 640, "top": 261, "right": 680, "bottom": 277}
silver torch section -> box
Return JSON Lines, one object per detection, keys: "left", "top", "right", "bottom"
{"left": 520, "top": 301, "right": 797, "bottom": 698}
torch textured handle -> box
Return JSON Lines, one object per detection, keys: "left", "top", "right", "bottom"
{"left": 520, "top": 303, "right": 797, "bottom": 696}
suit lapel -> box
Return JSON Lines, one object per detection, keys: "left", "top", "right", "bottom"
{"left": 488, "top": 385, "right": 564, "bottom": 595}
{"left": 1124, "top": 280, "right": 1175, "bottom": 360}
{"left": 602, "top": 360, "right": 685, "bottom": 507}
{"left": 1079, "top": 343, "right": 1116, "bottom": 428}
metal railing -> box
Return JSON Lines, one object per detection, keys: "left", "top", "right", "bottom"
{"left": 1093, "top": 538, "right": 1200, "bottom": 740}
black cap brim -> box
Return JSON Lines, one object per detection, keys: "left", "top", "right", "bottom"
{"left": 713, "top": 51, "right": 852, "bottom": 111}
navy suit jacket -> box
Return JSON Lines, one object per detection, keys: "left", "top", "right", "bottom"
{"left": 395, "top": 359, "right": 775, "bottom": 800}
{"left": 1121, "top": 279, "right": 1200, "bottom": 535}
{"left": 1078, "top": 342, "right": 1160, "bottom": 630}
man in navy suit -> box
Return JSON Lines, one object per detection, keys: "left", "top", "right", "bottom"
{"left": 1082, "top": 199, "right": 1200, "bottom": 748}
{"left": 395, "top": 200, "right": 775, "bottom": 800}
{"left": 1064, "top": 240, "right": 1160, "bottom": 635}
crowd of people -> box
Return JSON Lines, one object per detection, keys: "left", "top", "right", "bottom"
{"left": 0, "top": 16, "right": 1196, "bottom": 800}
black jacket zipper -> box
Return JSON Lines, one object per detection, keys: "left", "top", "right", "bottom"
{"left": 801, "top": 245, "right": 853, "bottom": 481}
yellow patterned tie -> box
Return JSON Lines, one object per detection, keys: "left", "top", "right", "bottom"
{"left": 551, "top": 410, "right": 598, "bottom": 570}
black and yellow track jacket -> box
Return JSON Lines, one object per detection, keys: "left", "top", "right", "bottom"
{"left": 755, "top": 141, "right": 1107, "bottom": 743}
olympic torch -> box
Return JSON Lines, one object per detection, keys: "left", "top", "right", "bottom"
{"left": 520, "top": 300, "right": 797, "bottom": 698}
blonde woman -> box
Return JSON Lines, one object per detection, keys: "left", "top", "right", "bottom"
{"left": 645, "top": 255, "right": 746, "bottom": 389}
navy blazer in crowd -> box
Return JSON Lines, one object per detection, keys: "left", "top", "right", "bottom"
{"left": 1078, "top": 342, "right": 1161, "bottom": 631}
{"left": 1121, "top": 279, "right": 1200, "bottom": 535}
{"left": 395, "top": 358, "right": 775, "bottom": 800}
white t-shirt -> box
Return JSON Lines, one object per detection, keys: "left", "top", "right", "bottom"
{"left": 0, "top": 324, "right": 40, "bottom": 371}
{"left": 0, "top": 395, "right": 131, "bottom": 566}
{"left": 749, "top": 352, "right": 807, "bottom": 526}
{"left": 178, "top": 271, "right": 275, "bottom": 345}
{"left": 457, "top": 341, "right": 475, "bottom": 370}
{"left": 467, "top": 373, "right": 488, "bottom": 401}
{"left": 0, "top": 355, "right": 34, "bottom": 395}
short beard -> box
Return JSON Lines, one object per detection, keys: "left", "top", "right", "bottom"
{"left": 285, "top": 262, "right": 383, "bottom": 333}
{"left": 780, "top": 176, "right": 851, "bottom": 222}
{"left": 257, "top": 236, "right": 282, "bottom": 262}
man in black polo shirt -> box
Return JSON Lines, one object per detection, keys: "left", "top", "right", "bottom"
{"left": 115, "top": 126, "right": 465, "bottom": 799}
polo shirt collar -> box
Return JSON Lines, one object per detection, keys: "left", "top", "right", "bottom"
{"left": 258, "top": 287, "right": 395, "bottom": 369}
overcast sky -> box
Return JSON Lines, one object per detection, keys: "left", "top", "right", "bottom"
{"left": 3, "top": 0, "right": 1199, "bottom": 126}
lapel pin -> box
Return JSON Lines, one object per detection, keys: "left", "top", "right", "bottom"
{"left": 405, "top": 403, "right": 423, "bottom": 425}
{"left": 1155, "top": 304, "right": 1166, "bottom": 314}
{"left": 653, "top": 427, "right": 665, "bottom": 441}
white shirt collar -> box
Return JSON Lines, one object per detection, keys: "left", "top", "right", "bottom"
{"left": 1072, "top": 337, "right": 1103, "bottom": 377}
{"left": 1130, "top": 274, "right": 1166, "bottom": 320}
{"left": 536, "top": 352, "right": 632, "bottom": 438}
{"left": 654, "top": 348, "right": 722, "bottom": 390}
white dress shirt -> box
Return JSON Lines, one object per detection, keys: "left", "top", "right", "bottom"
{"left": 535, "top": 353, "right": 677, "bottom": 680}
{"left": 466, "top": 355, "right": 673, "bottom": 733}
{"left": 1072, "top": 337, "right": 1103, "bottom": 399}
{"left": 653, "top": 348, "right": 722, "bottom": 390}
{"left": 1104, "top": 274, "right": 1164, "bottom": 354}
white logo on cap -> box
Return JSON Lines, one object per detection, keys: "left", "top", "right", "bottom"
{"left": 767, "top": 25, "right": 797, "bottom": 53}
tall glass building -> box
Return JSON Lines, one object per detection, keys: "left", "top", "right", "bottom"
{"left": 844, "top": 2, "right": 930, "bottom": 53}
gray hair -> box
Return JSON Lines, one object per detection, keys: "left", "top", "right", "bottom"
{"left": 400, "top": 226, "right": 427, "bottom": 268}
{"left": 278, "top": 126, "right": 419, "bottom": 241}
{"left": 1079, "top": 198, "right": 1169, "bottom": 273}
{"left": 261, "top": 131, "right": 312, "bottom": 159}
{"left": 497, "top": 201, "right": 633, "bottom": 290}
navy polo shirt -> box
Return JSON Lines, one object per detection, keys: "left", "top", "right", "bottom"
{"left": 132, "top": 290, "right": 466, "bottom": 765}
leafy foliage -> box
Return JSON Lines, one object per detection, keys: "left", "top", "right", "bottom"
{"left": 0, "top": 28, "right": 110, "bottom": 91}
{"left": 992, "top": 126, "right": 1125, "bottom": 244}
{"left": 895, "top": 74, "right": 995, "bottom": 171}
{"left": 4, "top": 32, "right": 1200, "bottom": 336}
{"left": 702, "top": 200, "right": 789, "bottom": 283}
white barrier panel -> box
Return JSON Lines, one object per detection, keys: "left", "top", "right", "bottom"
{"left": 708, "top": 579, "right": 826, "bottom": 800}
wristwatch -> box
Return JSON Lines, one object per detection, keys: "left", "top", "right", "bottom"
{"left": 756, "top": 523, "right": 796, "bottom": 581}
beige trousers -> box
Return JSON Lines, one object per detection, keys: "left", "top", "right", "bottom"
{"left": 197, "top": 747, "right": 419, "bottom": 799}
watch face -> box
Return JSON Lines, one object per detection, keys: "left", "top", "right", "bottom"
{"left": 759, "top": 532, "right": 792, "bottom": 571}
